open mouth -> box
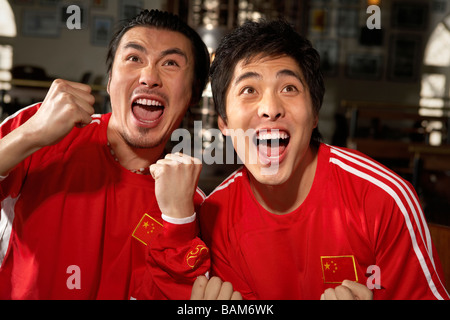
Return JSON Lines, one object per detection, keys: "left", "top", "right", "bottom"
{"left": 132, "top": 98, "right": 165, "bottom": 124}
{"left": 255, "top": 130, "right": 290, "bottom": 159}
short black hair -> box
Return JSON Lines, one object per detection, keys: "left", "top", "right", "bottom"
{"left": 106, "top": 9, "right": 210, "bottom": 105}
{"left": 210, "top": 19, "right": 324, "bottom": 146}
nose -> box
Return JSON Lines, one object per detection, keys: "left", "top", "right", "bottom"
{"left": 139, "top": 65, "right": 162, "bottom": 88}
{"left": 257, "top": 92, "right": 285, "bottom": 120}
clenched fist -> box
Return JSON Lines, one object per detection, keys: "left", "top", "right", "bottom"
{"left": 25, "top": 79, "right": 95, "bottom": 148}
{"left": 150, "top": 152, "right": 202, "bottom": 219}
{"left": 0, "top": 79, "right": 95, "bottom": 177}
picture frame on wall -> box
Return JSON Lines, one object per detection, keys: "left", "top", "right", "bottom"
{"left": 119, "top": 0, "right": 144, "bottom": 21}
{"left": 91, "top": 16, "right": 114, "bottom": 46}
{"left": 346, "top": 53, "right": 383, "bottom": 80}
{"left": 391, "top": 2, "right": 429, "bottom": 30}
{"left": 91, "top": 0, "right": 108, "bottom": 9}
{"left": 21, "top": 10, "right": 60, "bottom": 38}
{"left": 388, "top": 35, "right": 422, "bottom": 82}
{"left": 337, "top": 8, "right": 358, "bottom": 38}
{"left": 39, "top": 0, "right": 62, "bottom": 6}
{"left": 314, "top": 39, "right": 339, "bottom": 76}
{"left": 309, "top": 8, "right": 328, "bottom": 35}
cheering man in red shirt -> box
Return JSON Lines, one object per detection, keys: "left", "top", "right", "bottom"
{"left": 0, "top": 10, "right": 213, "bottom": 300}
{"left": 199, "top": 19, "right": 449, "bottom": 300}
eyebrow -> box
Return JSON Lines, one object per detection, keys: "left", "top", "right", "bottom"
{"left": 123, "top": 42, "right": 147, "bottom": 54}
{"left": 123, "top": 42, "right": 188, "bottom": 62}
{"left": 234, "top": 72, "right": 262, "bottom": 86}
{"left": 277, "top": 69, "right": 305, "bottom": 86}
{"left": 160, "top": 48, "right": 188, "bottom": 63}
{"left": 233, "top": 69, "right": 305, "bottom": 87}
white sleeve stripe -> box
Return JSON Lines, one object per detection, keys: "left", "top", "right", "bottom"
{"left": 0, "top": 102, "right": 41, "bottom": 128}
{"left": 330, "top": 146, "right": 432, "bottom": 257}
{"left": 0, "top": 196, "right": 18, "bottom": 266}
{"left": 196, "top": 188, "right": 206, "bottom": 201}
{"left": 206, "top": 171, "right": 243, "bottom": 199}
{"left": 330, "top": 156, "right": 448, "bottom": 300}
{"left": 332, "top": 146, "right": 432, "bottom": 253}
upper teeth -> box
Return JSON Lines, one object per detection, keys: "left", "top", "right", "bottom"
{"left": 135, "top": 98, "right": 163, "bottom": 106}
{"left": 257, "top": 132, "right": 290, "bottom": 140}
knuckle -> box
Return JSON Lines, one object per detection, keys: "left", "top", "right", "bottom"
{"left": 53, "top": 79, "right": 67, "bottom": 91}
{"left": 210, "top": 276, "right": 223, "bottom": 284}
{"left": 324, "top": 288, "right": 334, "bottom": 295}
{"left": 52, "top": 78, "right": 64, "bottom": 86}
{"left": 88, "top": 94, "right": 96, "bottom": 105}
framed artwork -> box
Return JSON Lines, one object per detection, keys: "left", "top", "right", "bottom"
{"left": 39, "top": 0, "right": 62, "bottom": 6}
{"left": 337, "top": 8, "right": 358, "bottom": 38}
{"left": 391, "top": 2, "right": 429, "bottom": 30}
{"left": 314, "top": 39, "right": 339, "bottom": 76}
{"left": 388, "top": 35, "right": 422, "bottom": 82}
{"left": 338, "top": 0, "right": 359, "bottom": 4}
{"left": 91, "top": 0, "right": 108, "bottom": 9}
{"left": 22, "top": 10, "right": 60, "bottom": 37}
{"left": 309, "top": 0, "right": 331, "bottom": 3}
{"left": 346, "top": 53, "right": 383, "bottom": 80}
{"left": 309, "top": 8, "right": 328, "bottom": 35}
{"left": 91, "top": 16, "right": 114, "bottom": 46}
{"left": 119, "top": 0, "right": 144, "bottom": 21}
{"left": 13, "top": 0, "right": 34, "bottom": 5}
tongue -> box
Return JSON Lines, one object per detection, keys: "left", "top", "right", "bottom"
{"left": 258, "top": 141, "right": 286, "bottom": 158}
{"left": 133, "top": 104, "right": 163, "bottom": 122}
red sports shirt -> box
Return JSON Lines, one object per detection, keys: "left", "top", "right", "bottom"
{"left": 0, "top": 103, "right": 209, "bottom": 299}
{"left": 199, "top": 143, "right": 449, "bottom": 300}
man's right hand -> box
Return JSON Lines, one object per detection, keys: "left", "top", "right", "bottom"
{"left": 191, "top": 276, "right": 242, "bottom": 300}
{"left": 320, "top": 280, "right": 373, "bottom": 300}
{"left": 25, "top": 79, "right": 95, "bottom": 147}
{"left": 0, "top": 79, "right": 95, "bottom": 177}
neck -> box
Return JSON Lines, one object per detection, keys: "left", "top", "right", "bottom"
{"left": 106, "top": 129, "right": 166, "bottom": 173}
{"left": 250, "top": 146, "right": 319, "bottom": 215}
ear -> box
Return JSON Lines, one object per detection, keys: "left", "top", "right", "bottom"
{"left": 218, "top": 116, "right": 229, "bottom": 136}
{"left": 313, "top": 114, "right": 319, "bottom": 129}
{"left": 107, "top": 73, "right": 111, "bottom": 95}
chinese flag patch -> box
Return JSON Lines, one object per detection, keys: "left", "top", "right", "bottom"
{"left": 321, "top": 255, "right": 358, "bottom": 283}
{"left": 132, "top": 213, "right": 164, "bottom": 246}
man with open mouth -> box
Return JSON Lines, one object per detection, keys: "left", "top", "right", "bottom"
{"left": 0, "top": 9, "right": 237, "bottom": 300}
{"left": 199, "top": 19, "right": 449, "bottom": 300}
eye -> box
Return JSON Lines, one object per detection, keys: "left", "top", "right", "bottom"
{"left": 281, "top": 85, "right": 298, "bottom": 93}
{"left": 240, "top": 87, "right": 256, "bottom": 95}
{"left": 163, "top": 60, "right": 180, "bottom": 67}
{"left": 126, "top": 55, "right": 140, "bottom": 63}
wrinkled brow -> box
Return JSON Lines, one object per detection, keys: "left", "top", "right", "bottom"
{"left": 277, "top": 69, "right": 305, "bottom": 86}
{"left": 123, "top": 42, "right": 187, "bottom": 62}
{"left": 234, "top": 72, "right": 262, "bottom": 86}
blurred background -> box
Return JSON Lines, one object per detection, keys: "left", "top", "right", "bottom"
{"left": 0, "top": 0, "right": 449, "bottom": 288}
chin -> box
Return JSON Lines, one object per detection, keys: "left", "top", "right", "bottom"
{"left": 121, "top": 128, "right": 166, "bottom": 149}
{"left": 248, "top": 164, "right": 290, "bottom": 186}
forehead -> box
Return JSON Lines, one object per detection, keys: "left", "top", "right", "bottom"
{"left": 118, "top": 26, "right": 193, "bottom": 56}
{"left": 232, "top": 55, "right": 303, "bottom": 79}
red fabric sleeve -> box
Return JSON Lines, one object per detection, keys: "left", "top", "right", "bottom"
{"left": 129, "top": 219, "right": 210, "bottom": 300}
{"left": 199, "top": 197, "right": 257, "bottom": 300}
{"left": 365, "top": 181, "right": 449, "bottom": 300}
{"left": 0, "top": 104, "right": 40, "bottom": 201}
